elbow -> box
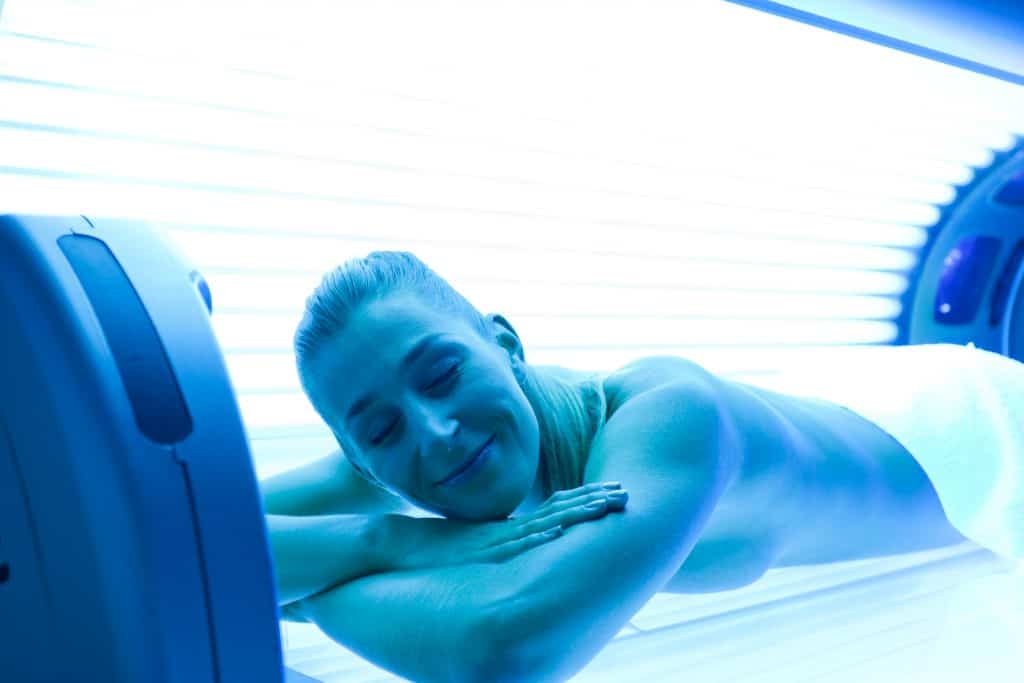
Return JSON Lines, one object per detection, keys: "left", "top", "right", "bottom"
{"left": 469, "top": 645, "right": 534, "bottom": 682}
{"left": 471, "top": 644, "right": 567, "bottom": 683}
{"left": 423, "top": 636, "right": 521, "bottom": 683}
{"left": 468, "top": 600, "right": 565, "bottom": 683}
{"left": 467, "top": 647, "right": 531, "bottom": 683}
{"left": 458, "top": 596, "right": 527, "bottom": 683}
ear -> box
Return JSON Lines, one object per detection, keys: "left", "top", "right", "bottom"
{"left": 486, "top": 313, "right": 526, "bottom": 363}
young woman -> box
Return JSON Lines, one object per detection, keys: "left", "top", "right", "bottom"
{"left": 261, "top": 250, "right": 1022, "bottom": 683}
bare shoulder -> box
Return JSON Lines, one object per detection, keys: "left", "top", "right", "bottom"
{"left": 604, "top": 355, "right": 803, "bottom": 445}
{"left": 601, "top": 355, "right": 806, "bottom": 486}
{"left": 602, "top": 355, "right": 719, "bottom": 414}
{"left": 600, "top": 357, "right": 814, "bottom": 579}
{"left": 261, "top": 448, "right": 417, "bottom": 516}
{"left": 596, "top": 355, "right": 734, "bottom": 476}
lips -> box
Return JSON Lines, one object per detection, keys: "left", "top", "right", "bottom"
{"left": 437, "top": 435, "right": 494, "bottom": 486}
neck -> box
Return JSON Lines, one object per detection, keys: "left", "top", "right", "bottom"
{"left": 519, "top": 364, "right": 606, "bottom": 497}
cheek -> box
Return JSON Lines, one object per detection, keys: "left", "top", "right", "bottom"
{"left": 461, "top": 370, "right": 515, "bottom": 415}
{"left": 499, "top": 390, "right": 539, "bottom": 456}
{"left": 519, "top": 406, "right": 541, "bottom": 455}
{"left": 482, "top": 383, "right": 532, "bottom": 435}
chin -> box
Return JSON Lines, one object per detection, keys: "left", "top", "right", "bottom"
{"left": 432, "top": 437, "right": 540, "bottom": 520}
{"left": 437, "top": 477, "right": 532, "bottom": 521}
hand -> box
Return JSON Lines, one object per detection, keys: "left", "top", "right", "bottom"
{"left": 388, "top": 481, "right": 629, "bottom": 572}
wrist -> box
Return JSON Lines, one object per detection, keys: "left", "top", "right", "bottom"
{"left": 367, "top": 512, "right": 417, "bottom": 573}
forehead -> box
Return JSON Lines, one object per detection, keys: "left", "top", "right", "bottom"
{"left": 311, "top": 295, "right": 483, "bottom": 417}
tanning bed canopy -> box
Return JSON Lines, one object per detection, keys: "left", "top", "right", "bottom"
{"left": 906, "top": 147, "right": 1024, "bottom": 359}
{"left": 0, "top": 215, "right": 283, "bottom": 682}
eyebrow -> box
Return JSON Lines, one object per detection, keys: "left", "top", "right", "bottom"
{"left": 344, "top": 333, "right": 449, "bottom": 425}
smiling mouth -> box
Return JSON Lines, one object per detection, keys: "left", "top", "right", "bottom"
{"left": 437, "top": 435, "right": 495, "bottom": 486}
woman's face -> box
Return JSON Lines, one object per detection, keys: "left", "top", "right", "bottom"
{"left": 309, "top": 292, "right": 542, "bottom": 520}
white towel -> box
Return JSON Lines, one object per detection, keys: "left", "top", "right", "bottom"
{"left": 758, "top": 343, "right": 1024, "bottom": 560}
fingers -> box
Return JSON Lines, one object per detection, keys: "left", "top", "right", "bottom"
{"left": 477, "top": 526, "right": 565, "bottom": 563}
{"left": 519, "top": 488, "right": 629, "bottom": 535}
{"left": 537, "top": 481, "right": 622, "bottom": 514}
{"left": 538, "top": 487, "right": 627, "bottom": 518}
{"left": 555, "top": 490, "right": 629, "bottom": 527}
{"left": 550, "top": 481, "right": 622, "bottom": 502}
{"left": 479, "top": 484, "right": 629, "bottom": 563}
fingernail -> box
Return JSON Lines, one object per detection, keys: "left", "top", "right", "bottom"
{"left": 602, "top": 482, "right": 621, "bottom": 489}
{"left": 607, "top": 490, "right": 627, "bottom": 499}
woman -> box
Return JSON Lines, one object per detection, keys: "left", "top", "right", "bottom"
{"left": 265, "top": 250, "right": 1020, "bottom": 683}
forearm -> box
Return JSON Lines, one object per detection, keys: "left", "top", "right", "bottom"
{"left": 295, "top": 560, "right": 514, "bottom": 683}
{"left": 286, "top": 492, "right": 631, "bottom": 681}
{"left": 266, "top": 513, "right": 389, "bottom": 605}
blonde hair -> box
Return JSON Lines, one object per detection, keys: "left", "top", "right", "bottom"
{"left": 293, "top": 251, "right": 607, "bottom": 498}
{"left": 515, "top": 364, "right": 607, "bottom": 496}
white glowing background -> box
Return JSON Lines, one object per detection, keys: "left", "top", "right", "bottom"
{"left": 2, "top": 1, "right": 1022, "bottom": 681}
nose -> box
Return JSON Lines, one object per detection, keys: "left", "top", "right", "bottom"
{"left": 412, "top": 404, "right": 460, "bottom": 462}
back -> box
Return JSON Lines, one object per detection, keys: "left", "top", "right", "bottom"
{"left": 260, "top": 449, "right": 417, "bottom": 517}
{"left": 759, "top": 343, "right": 1024, "bottom": 560}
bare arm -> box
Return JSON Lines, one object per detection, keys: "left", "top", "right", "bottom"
{"left": 260, "top": 449, "right": 415, "bottom": 611}
{"left": 264, "top": 448, "right": 622, "bottom": 627}
{"left": 295, "top": 382, "right": 739, "bottom": 683}
{"left": 288, "top": 484, "right": 632, "bottom": 682}
{"left": 294, "top": 559, "right": 511, "bottom": 683}
{"left": 260, "top": 448, "right": 414, "bottom": 517}
{"left": 489, "top": 383, "right": 741, "bottom": 681}
{"left": 266, "top": 513, "right": 385, "bottom": 606}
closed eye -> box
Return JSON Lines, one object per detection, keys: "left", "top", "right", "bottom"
{"left": 369, "top": 420, "right": 397, "bottom": 445}
{"left": 367, "top": 363, "right": 462, "bottom": 446}
{"left": 428, "top": 362, "right": 462, "bottom": 391}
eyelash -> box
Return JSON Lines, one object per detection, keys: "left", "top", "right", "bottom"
{"left": 367, "top": 362, "right": 462, "bottom": 446}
